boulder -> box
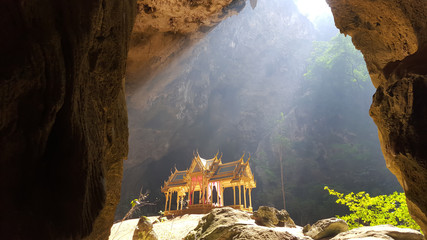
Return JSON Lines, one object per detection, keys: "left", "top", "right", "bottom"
{"left": 331, "top": 225, "right": 424, "bottom": 240}
{"left": 303, "top": 218, "right": 348, "bottom": 239}
{"left": 303, "top": 224, "right": 311, "bottom": 233}
{"left": 253, "top": 206, "right": 296, "bottom": 228}
{"left": 132, "top": 216, "right": 158, "bottom": 240}
{"left": 185, "top": 207, "right": 301, "bottom": 240}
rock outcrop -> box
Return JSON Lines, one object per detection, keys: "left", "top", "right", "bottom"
{"left": 132, "top": 216, "right": 158, "bottom": 240}
{"left": 184, "top": 207, "right": 302, "bottom": 240}
{"left": 0, "top": 1, "right": 134, "bottom": 239}
{"left": 303, "top": 218, "right": 348, "bottom": 240}
{"left": 253, "top": 206, "right": 296, "bottom": 228}
{"left": 331, "top": 225, "right": 424, "bottom": 240}
{"left": 126, "top": 0, "right": 246, "bottom": 92}
{"left": 327, "top": 0, "right": 427, "bottom": 233}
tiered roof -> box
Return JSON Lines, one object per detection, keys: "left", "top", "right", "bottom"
{"left": 161, "top": 152, "right": 256, "bottom": 192}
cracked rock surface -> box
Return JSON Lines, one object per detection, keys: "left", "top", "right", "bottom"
{"left": 328, "top": 0, "right": 427, "bottom": 233}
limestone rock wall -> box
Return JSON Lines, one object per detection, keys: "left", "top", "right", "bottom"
{"left": 327, "top": 0, "right": 427, "bottom": 234}
{"left": 0, "top": 0, "right": 244, "bottom": 239}
{"left": 126, "top": 0, "right": 246, "bottom": 93}
{"left": 0, "top": 0, "right": 135, "bottom": 239}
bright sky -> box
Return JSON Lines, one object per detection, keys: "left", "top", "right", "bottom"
{"left": 294, "top": 0, "right": 332, "bottom": 22}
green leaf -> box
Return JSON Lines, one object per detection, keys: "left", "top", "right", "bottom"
{"left": 324, "top": 186, "right": 421, "bottom": 232}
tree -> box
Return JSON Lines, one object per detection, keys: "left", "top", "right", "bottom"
{"left": 272, "top": 112, "right": 292, "bottom": 210}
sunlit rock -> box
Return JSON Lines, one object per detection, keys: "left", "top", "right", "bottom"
{"left": 303, "top": 217, "right": 348, "bottom": 239}
{"left": 132, "top": 216, "right": 158, "bottom": 240}
{"left": 253, "top": 206, "right": 296, "bottom": 228}
{"left": 184, "top": 207, "right": 301, "bottom": 240}
{"left": 331, "top": 225, "right": 424, "bottom": 240}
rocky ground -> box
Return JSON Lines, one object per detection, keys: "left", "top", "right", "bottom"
{"left": 109, "top": 214, "right": 204, "bottom": 240}
{"left": 109, "top": 206, "right": 424, "bottom": 240}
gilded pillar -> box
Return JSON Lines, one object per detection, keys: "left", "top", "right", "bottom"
{"left": 233, "top": 185, "right": 236, "bottom": 205}
{"left": 176, "top": 195, "right": 179, "bottom": 210}
{"left": 243, "top": 186, "right": 247, "bottom": 209}
{"left": 249, "top": 188, "right": 252, "bottom": 209}
{"left": 164, "top": 192, "right": 169, "bottom": 212}
{"left": 168, "top": 191, "right": 172, "bottom": 211}
{"left": 220, "top": 187, "right": 224, "bottom": 206}
{"left": 209, "top": 183, "right": 213, "bottom": 204}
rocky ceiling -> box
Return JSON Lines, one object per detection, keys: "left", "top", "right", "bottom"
{"left": 126, "top": 0, "right": 246, "bottom": 93}
{"left": 0, "top": 0, "right": 425, "bottom": 239}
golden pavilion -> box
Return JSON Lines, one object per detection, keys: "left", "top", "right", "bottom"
{"left": 161, "top": 152, "right": 256, "bottom": 216}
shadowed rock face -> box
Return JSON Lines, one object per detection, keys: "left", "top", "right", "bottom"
{"left": 327, "top": 0, "right": 427, "bottom": 234}
{"left": 0, "top": 0, "right": 244, "bottom": 239}
{"left": 0, "top": 0, "right": 134, "bottom": 239}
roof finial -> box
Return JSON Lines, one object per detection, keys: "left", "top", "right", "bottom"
{"left": 247, "top": 152, "right": 251, "bottom": 163}
{"left": 240, "top": 152, "right": 245, "bottom": 161}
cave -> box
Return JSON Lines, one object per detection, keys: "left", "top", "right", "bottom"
{"left": 0, "top": 0, "right": 426, "bottom": 239}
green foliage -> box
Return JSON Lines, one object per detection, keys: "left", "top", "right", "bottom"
{"left": 324, "top": 186, "right": 421, "bottom": 231}
{"left": 304, "top": 34, "right": 370, "bottom": 89}
{"left": 131, "top": 199, "right": 140, "bottom": 208}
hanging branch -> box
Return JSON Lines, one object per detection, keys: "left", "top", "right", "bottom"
{"left": 111, "top": 187, "right": 157, "bottom": 240}
{"left": 122, "top": 188, "right": 156, "bottom": 221}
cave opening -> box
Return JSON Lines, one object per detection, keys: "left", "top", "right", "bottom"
{"left": 2, "top": 0, "right": 427, "bottom": 239}
{"left": 118, "top": 0, "right": 403, "bottom": 227}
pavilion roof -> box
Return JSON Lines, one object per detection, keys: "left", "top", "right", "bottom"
{"left": 161, "top": 152, "right": 256, "bottom": 192}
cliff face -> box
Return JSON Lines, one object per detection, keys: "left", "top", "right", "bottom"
{"left": 120, "top": 0, "right": 314, "bottom": 218}
{"left": 0, "top": 0, "right": 134, "bottom": 239}
{"left": 327, "top": 0, "right": 427, "bottom": 233}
